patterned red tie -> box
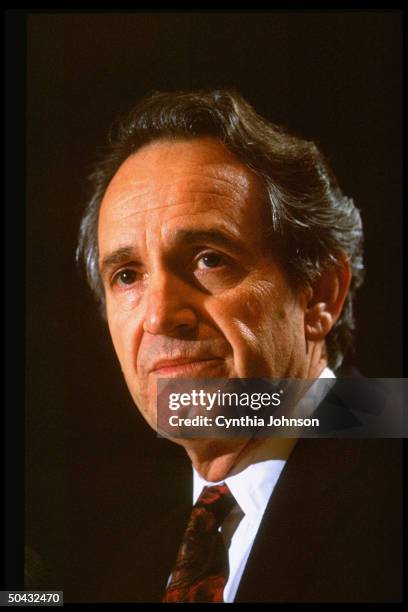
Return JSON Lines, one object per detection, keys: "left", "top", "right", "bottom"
{"left": 162, "top": 483, "right": 236, "bottom": 603}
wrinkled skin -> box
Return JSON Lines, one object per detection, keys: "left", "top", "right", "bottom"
{"left": 98, "top": 138, "right": 314, "bottom": 434}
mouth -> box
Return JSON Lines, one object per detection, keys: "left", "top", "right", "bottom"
{"left": 150, "top": 357, "right": 225, "bottom": 377}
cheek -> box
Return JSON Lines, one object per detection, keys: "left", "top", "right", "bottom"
{"left": 106, "top": 303, "right": 141, "bottom": 379}
{"left": 208, "top": 281, "right": 304, "bottom": 376}
{"left": 107, "top": 310, "right": 154, "bottom": 417}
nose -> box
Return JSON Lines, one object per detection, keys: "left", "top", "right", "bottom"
{"left": 142, "top": 269, "right": 199, "bottom": 336}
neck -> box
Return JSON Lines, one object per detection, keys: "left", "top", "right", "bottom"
{"left": 183, "top": 352, "right": 329, "bottom": 481}
{"left": 305, "top": 342, "right": 328, "bottom": 379}
{"left": 185, "top": 436, "right": 298, "bottom": 482}
{"left": 184, "top": 438, "right": 249, "bottom": 482}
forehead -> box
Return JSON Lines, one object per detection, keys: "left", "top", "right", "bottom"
{"left": 98, "top": 138, "right": 269, "bottom": 253}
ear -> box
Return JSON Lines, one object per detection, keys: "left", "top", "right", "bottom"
{"left": 304, "top": 256, "right": 351, "bottom": 342}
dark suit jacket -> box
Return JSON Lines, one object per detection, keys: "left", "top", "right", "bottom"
{"left": 64, "top": 377, "right": 401, "bottom": 602}
{"left": 101, "top": 437, "right": 402, "bottom": 603}
{"left": 235, "top": 438, "right": 402, "bottom": 602}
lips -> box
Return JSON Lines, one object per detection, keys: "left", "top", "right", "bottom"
{"left": 149, "top": 357, "right": 224, "bottom": 376}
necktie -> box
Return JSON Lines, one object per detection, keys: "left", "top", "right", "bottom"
{"left": 162, "top": 483, "right": 236, "bottom": 603}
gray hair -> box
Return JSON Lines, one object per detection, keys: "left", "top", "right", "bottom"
{"left": 77, "top": 89, "right": 364, "bottom": 371}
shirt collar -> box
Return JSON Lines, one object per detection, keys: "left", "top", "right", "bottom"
{"left": 193, "top": 459, "right": 286, "bottom": 520}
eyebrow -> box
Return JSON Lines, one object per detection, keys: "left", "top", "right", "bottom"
{"left": 99, "top": 228, "right": 246, "bottom": 280}
{"left": 100, "top": 247, "right": 139, "bottom": 281}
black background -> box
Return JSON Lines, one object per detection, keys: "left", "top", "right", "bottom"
{"left": 24, "top": 11, "right": 402, "bottom": 600}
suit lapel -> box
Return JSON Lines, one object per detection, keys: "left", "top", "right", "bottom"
{"left": 235, "top": 437, "right": 402, "bottom": 602}
{"left": 234, "top": 438, "right": 363, "bottom": 602}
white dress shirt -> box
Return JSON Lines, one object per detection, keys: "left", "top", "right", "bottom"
{"left": 192, "top": 366, "right": 335, "bottom": 602}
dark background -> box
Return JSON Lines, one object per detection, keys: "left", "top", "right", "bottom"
{"left": 24, "top": 11, "right": 402, "bottom": 601}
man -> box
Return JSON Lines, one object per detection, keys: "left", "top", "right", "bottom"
{"left": 76, "top": 90, "right": 402, "bottom": 602}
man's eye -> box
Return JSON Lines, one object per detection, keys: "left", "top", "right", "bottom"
{"left": 197, "top": 252, "right": 226, "bottom": 269}
{"left": 113, "top": 269, "right": 139, "bottom": 286}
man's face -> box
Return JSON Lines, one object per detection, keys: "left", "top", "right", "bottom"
{"left": 98, "top": 138, "right": 310, "bottom": 429}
